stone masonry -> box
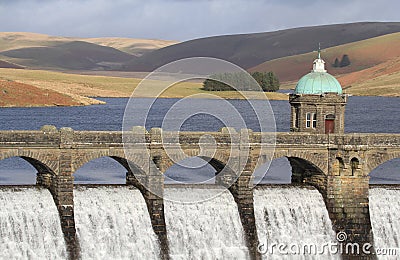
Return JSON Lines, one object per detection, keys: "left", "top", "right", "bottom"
{"left": 0, "top": 127, "right": 399, "bottom": 259}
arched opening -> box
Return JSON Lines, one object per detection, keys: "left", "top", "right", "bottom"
{"left": 369, "top": 158, "right": 400, "bottom": 184}
{"left": 164, "top": 156, "right": 222, "bottom": 184}
{"left": 253, "top": 156, "right": 325, "bottom": 187}
{"left": 74, "top": 156, "right": 140, "bottom": 184}
{"left": 0, "top": 156, "right": 54, "bottom": 185}
{"left": 337, "top": 157, "right": 345, "bottom": 176}
{"left": 253, "top": 157, "right": 292, "bottom": 184}
{"left": 350, "top": 157, "right": 359, "bottom": 176}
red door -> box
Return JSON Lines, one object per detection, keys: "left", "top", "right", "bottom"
{"left": 325, "top": 120, "right": 335, "bottom": 134}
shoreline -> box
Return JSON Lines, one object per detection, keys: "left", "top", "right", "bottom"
{"left": 1, "top": 93, "right": 399, "bottom": 108}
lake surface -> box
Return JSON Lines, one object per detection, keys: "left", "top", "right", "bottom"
{"left": 0, "top": 96, "right": 398, "bottom": 184}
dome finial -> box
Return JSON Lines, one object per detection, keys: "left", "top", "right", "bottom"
{"left": 318, "top": 42, "right": 321, "bottom": 59}
{"left": 312, "top": 43, "right": 326, "bottom": 72}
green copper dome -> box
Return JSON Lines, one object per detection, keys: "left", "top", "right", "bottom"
{"left": 294, "top": 51, "right": 343, "bottom": 95}
{"left": 294, "top": 71, "right": 343, "bottom": 95}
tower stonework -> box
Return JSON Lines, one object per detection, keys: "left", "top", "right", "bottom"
{"left": 289, "top": 51, "right": 347, "bottom": 134}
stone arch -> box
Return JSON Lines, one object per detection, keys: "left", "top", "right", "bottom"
{"left": 255, "top": 153, "right": 327, "bottom": 196}
{"left": 258, "top": 149, "right": 328, "bottom": 175}
{"left": 161, "top": 153, "right": 236, "bottom": 185}
{"left": 160, "top": 148, "right": 232, "bottom": 174}
{"left": 0, "top": 149, "right": 58, "bottom": 173}
{"left": 72, "top": 149, "right": 149, "bottom": 175}
{"left": 366, "top": 151, "right": 400, "bottom": 181}
{"left": 73, "top": 153, "right": 151, "bottom": 191}
{"left": 366, "top": 151, "right": 400, "bottom": 175}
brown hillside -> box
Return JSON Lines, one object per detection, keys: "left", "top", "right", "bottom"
{"left": 336, "top": 57, "right": 400, "bottom": 96}
{"left": 338, "top": 56, "right": 400, "bottom": 87}
{"left": 249, "top": 32, "right": 400, "bottom": 82}
{"left": 124, "top": 22, "right": 400, "bottom": 71}
{"left": 0, "top": 80, "right": 89, "bottom": 107}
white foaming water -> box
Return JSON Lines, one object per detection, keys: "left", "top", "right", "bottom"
{"left": 369, "top": 188, "right": 400, "bottom": 259}
{"left": 164, "top": 187, "right": 250, "bottom": 259}
{"left": 0, "top": 188, "right": 67, "bottom": 259}
{"left": 74, "top": 186, "right": 160, "bottom": 259}
{"left": 254, "top": 187, "right": 339, "bottom": 260}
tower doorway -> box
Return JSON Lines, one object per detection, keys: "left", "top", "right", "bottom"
{"left": 325, "top": 114, "right": 335, "bottom": 134}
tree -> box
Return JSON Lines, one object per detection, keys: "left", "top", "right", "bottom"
{"left": 252, "top": 71, "right": 280, "bottom": 92}
{"left": 333, "top": 58, "right": 340, "bottom": 68}
{"left": 202, "top": 71, "right": 280, "bottom": 92}
{"left": 265, "top": 71, "right": 280, "bottom": 92}
{"left": 340, "top": 54, "right": 351, "bottom": 67}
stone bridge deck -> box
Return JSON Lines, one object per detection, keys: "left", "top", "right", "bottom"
{"left": 0, "top": 127, "right": 399, "bottom": 260}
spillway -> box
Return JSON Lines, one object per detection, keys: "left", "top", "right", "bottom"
{"left": 74, "top": 186, "right": 160, "bottom": 259}
{"left": 369, "top": 187, "right": 400, "bottom": 259}
{"left": 0, "top": 187, "right": 67, "bottom": 259}
{"left": 164, "top": 187, "right": 249, "bottom": 259}
{"left": 254, "top": 186, "right": 339, "bottom": 259}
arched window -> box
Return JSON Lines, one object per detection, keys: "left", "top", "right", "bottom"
{"left": 336, "top": 157, "right": 344, "bottom": 176}
{"left": 351, "top": 158, "right": 359, "bottom": 176}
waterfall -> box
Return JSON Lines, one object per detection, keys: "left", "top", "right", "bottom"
{"left": 74, "top": 186, "right": 160, "bottom": 259}
{"left": 254, "top": 186, "right": 339, "bottom": 259}
{"left": 369, "top": 187, "right": 400, "bottom": 259}
{"left": 0, "top": 187, "right": 67, "bottom": 259}
{"left": 164, "top": 187, "right": 249, "bottom": 259}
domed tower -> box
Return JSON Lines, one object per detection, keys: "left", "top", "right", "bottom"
{"left": 289, "top": 49, "right": 347, "bottom": 134}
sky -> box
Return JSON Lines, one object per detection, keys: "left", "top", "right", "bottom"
{"left": 0, "top": 0, "right": 399, "bottom": 41}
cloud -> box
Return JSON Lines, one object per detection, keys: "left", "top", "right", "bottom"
{"left": 0, "top": 0, "right": 398, "bottom": 40}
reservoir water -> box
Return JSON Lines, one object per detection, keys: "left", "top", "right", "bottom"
{"left": 0, "top": 96, "right": 399, "bottom": 259}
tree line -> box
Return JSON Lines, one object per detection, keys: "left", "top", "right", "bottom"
{"left": 202, "top": 71, "right": 280, "bottom": 92}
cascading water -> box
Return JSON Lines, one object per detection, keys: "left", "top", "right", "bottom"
{"left": 369, "top": 187, "right": 400, "bottom": 259}
{"left": 254, "top": 186, "right": 339, "bottom": 259}
{"left": 164, "top": 187, "right": 249, "bottom": 259}
{"left": 74, "top": 186, "right": 160, "bottom": 259}
{"left": 0, "top": 187, "right": 67, "bottom": 259}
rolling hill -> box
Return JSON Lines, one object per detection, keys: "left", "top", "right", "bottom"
{"left": 123, "top": 22, "right": 400, "bottom": 72}
{"left": 84, "top": 37, "right": 178, "bottom": 56}
{"left": 0, "top": 32, "right": 177, "bottom": 55}
{"left": 249, "top": 32, "right": 400, "bottom": 82}
{"left": 0, "top": 32, "right": 177, "bottom": 70}
{"left": 247, "top": 32, "right": 400, "bottom": 97}
{"left": 1, "top": 41, "right": 135, "bottom": 70}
